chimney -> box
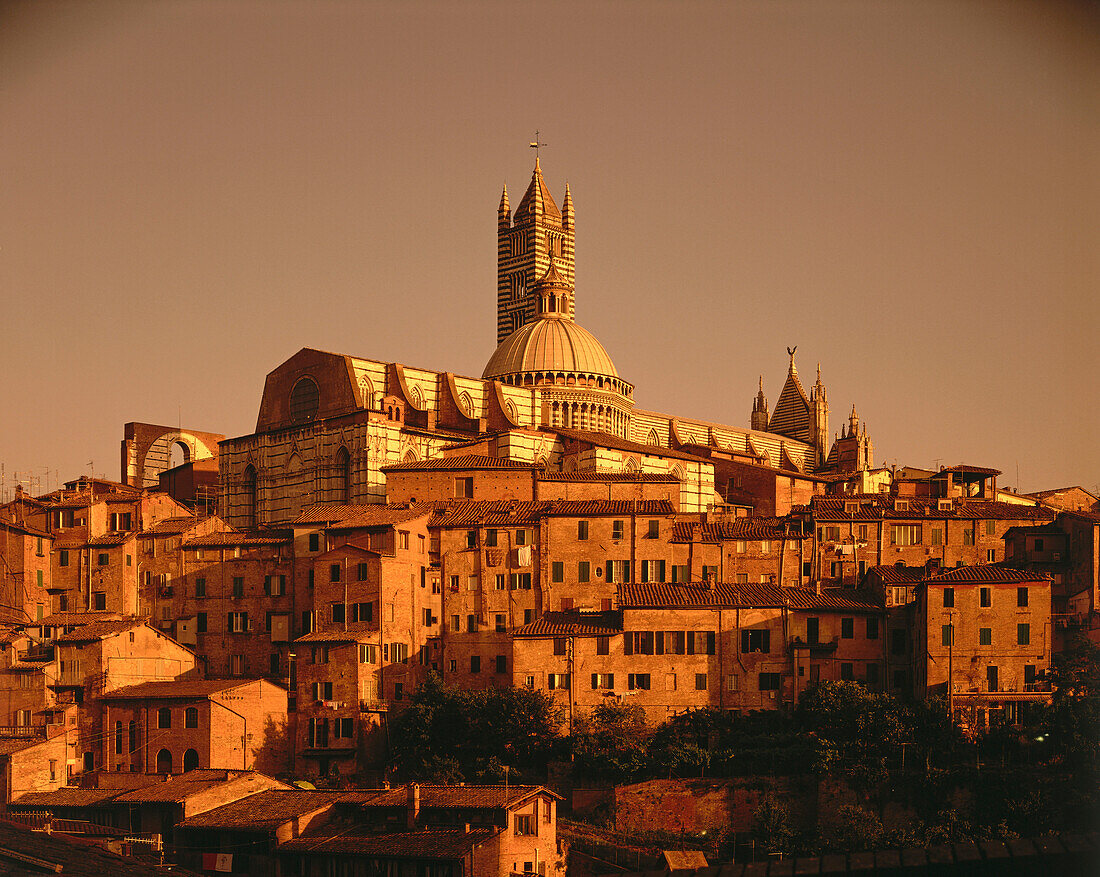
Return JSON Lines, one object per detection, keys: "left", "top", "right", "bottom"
{"left": 464, "top": 823, "right": 472, "bottom": 834}
{"left": 406, "top": 783, "right": 420, "bottom": 829}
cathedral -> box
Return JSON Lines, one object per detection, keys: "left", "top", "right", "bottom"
{"left": 218, "top": 158, "right": 873, "bottom": 528}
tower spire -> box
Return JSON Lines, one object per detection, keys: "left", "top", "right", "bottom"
{"left": 498, "top": 184, "right": 510, "bottom": 230}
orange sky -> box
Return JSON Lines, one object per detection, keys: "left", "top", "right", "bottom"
{"left": 1, "top": 0, "right": 1097, "bottom": 496}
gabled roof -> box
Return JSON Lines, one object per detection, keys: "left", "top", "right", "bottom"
{"left": 864, "top": 564, "right": 926, "bottom": 585}
{"left": 279, "top": 826, "right": 495, "bottom": 859}
{"left": 179, "top": 789, "right": 344, "bottom": 831}
{"left": 39, "top": 611, "right": 123, "bottom": 627}
{"left": 927, "top": 565, "right": 1048, "bottom": 585}
{"left": 328, "top": 505, "right": 431, "bottom": 530}
{"left": 429, "top": 501, "right": 545, "bottom": 528}
{"left": 542, "top": 500, "right": 676, "bottom": 517}
{"left": 0, "top": 820, "right": 173, "bottom": 876}
{"left": 294, "top": 504, "right": 376, "bottom": 525}
{"left": 138, "top": 515, "right": 200, "bottom": 537}
{"left": 99, "top": 679, "right": 256, "bottom": 700}
{"left": 112, "top": 770, "right": 289, "bottom": 803}
{"left": 339, "top": 784, "right": 558, "bottom": 809}
{"left": 382, "top": 455, "right": 536, "bottom": 472}
{"left": 54, "top": 619, "right": 144, "bottom": 643}
{"left": 514, "top": 611, "right": 623, "bottom": 637}
{"left": 294, "top": 630, "right": 373, "bottom": 643}
{"left": 670, "top": 518, "right": 806, "bottom": 543}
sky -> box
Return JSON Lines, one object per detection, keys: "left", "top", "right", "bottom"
{"left": 1, "top": 0, "right": 1097, "bottom": 498}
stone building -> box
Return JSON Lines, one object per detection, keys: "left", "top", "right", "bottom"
{"left": 913, "top": 565, "right": 1052, "bottom": 727}
{"left": 218, "top": 158, "right": 870, "bottom": 529}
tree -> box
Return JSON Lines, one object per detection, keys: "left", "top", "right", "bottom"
{"left": 570, "top": 700, "right": 652, "bottom": 783}
{"left": 752, "top": 792, "right": 796, "bottom": 858}
{"left": 389, "top": 675, "right": 561, "bottom": 781}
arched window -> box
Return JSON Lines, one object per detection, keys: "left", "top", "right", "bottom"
{"left": 289, "top": 376, "right": 320, "bottom": 423}
{"left": 157, "top": 707, "right": 171, "bottom": 729}
{"left": 183, "top": 748, "right": 199, "bottom": 772}
{"left": 185, "top": 707, "right": 198, "bottom": 729}
{"left": 115, "top": 721, "right": 124, "bottom": 755}
{"left": 156, "top": 749, "right": 172, "bottom": 775}
{"left": 336, "top": 448, "right": 351, "bottom": 503}
{"left": 243, "top": 465, "right": 257, "bottom": 529}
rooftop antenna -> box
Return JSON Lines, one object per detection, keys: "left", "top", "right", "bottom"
{"left": 529, "top": 131, "right": 547, "bottom": 159}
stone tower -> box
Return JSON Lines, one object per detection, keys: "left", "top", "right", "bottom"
{"left": 496, "top": 158, "right": 575, "bottom": 343}
{"left": 751, "top": 376, "right": 769, "bottom": 431}
{"left": 810, "top": 363, "right": 829, "bottom": 467}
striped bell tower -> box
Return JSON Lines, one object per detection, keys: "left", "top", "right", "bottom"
{"left": 496, "top": 158, "right": 575, "bottom": 343}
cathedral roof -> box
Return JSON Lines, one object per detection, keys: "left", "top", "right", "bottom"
{"left": 768, "top": 354, "right": 812, "bottom": 443}
{"left": 483, "top": 315, "right": 619, "bottom": 379}
{"left": 514, "top": 157, "right": 560, "bottom": 219}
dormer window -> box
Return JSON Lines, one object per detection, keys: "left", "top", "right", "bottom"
{"left": 938, "top": 499, "right": 953, "bottom": 511}
{"left": 844, "top": 502, "right": 859, "bottom": 514}
{"left": 895, "top": 500, "right": 909, "bottom": 512}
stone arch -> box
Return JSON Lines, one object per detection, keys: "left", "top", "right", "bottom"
{"left": 183, "top": 748, "right": 199, "bottom": 772}
{"left": 156, "top": 748, "right": 173, "bottom": 775}
{"left": 335, "top": 446, "right": 352, "bottom": 503}
{"left": 410, "top": 384, "right": 424, "bottom": 409}
{"left": 358, "top": 375, "right": 376, "bottom": 408}
{"left": 670, "top": 464, "right": 685, "bottom": 480}
{"left": 402, "top": 447, "right": 418, "bottom": 463}
{"left": 125, "top": 424, "right": 222, "bottom": 489}
{"left": 242, "top": 465, "right": 258, "bottom": 530}
{"left": 624, "top": 456, "right": 640, "bottom": 474}
{"left": 459, "top": 391, "right": 473, "bottom": 415}
{"left": 647, "top": 428, "right": 661, "bottom": 447}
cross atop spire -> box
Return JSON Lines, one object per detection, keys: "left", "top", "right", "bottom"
{"left": 529, "top": 130, "right": 548, "bottom": 160}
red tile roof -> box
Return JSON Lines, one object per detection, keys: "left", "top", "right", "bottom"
{"left": 39, "top": 611, "right": 123, "bottom": 627}
{"left": 670, "top": 518, "right": 806, "bottom": 543}
{"left": 618, "top": 582, "right": 881, "bottom": 611}
{"left": 809, "top": 497, "right": 1055, "bottom": 523}
{"left": 294, "top": 504, "right": 378, "bottom": 525}
{"left": 179, "top": 789, "right": 343, "bottom": 830}
{"left": 100, "top": 679, "right": 256, "bottom": 700}
{"left": 294, "top": 630, "right": 373, "bottom": 643}
{"left": 0, "top": 820, "right": 173, "bottom": 876}
{"left": 514, "top": 611, "right": 623, "bottom": 637}
{"left": 85, "top": 533, "right": 133, "bottom": 546}
{"left": 138, "top": 516, "right": 201, "bottom": 536}
{"left": 112, "top": 770, "right": 289, "bottom": 803}
{"left": 339, "top": 784, "right": 557, "bottom": 809}
{"left": 182, "top": 531, "right": 290, "bottom": 547}
{"left": 54, "top": 619, "right": 144, "bottom": 643}
{"left": 928, "top": 565, "right": 1048, "bottom": 585}
{"left": 542, "top": 500, "right": 676, "bottom": 517}
{"left": 429, "top": 501, "right": 545, "bottom": 528}
{"left": 382, "top": 455, "right": 536, "bottom": 471}
{"left": 864, "top": 564, "right": 927, "bottom": 585}
{"left": 537, "top": 472, "right": 678, "bottom": 482}
{"left": 279, "top": 826, "right": 495, "bottom": 858}
{"left": 327, "top": 505, "right": 431, "bottom": 530}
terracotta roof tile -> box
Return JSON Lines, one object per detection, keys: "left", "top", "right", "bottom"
{"left": 552, "top": 428, "right": 705, "bottom": 463}
{"left": 279, "top": 826, "right": 495, "bottom": 858}
{"left": 618, "top": 583, "right": 881, "bottom": 611}
{"left": 294, "top": 504, "right": 378, "bottom": 525}
{"left": 0, "top": 820, "right": 172, "bottom": 876}
{"left": 54, "top": 619, "right": 144, "bottom": 643}
{"left": 179, "top": 789, "right": 343, "bottom": 830}
{"left": 537, "top": 472, "right": 678, "bottom": 483}
{"left": 339, "top": 784, "right": 556, "bottom": 809}
{"left": 382, "top": 455, "right": 536, "bottom": 471}
{"left": 294, "top": 630, "right": 373, "bottom": 643}
{"left": 100, "top": 679, "right": 256, "bottom": 699}
{"left": 328, "top": 505, "right": 431, "bottom": 530}
{"left": 85, "top": 533, "right": 133, "bottom": 546}
{"left": 39, "top": 611, "right": 123, "bottom": 627}
{"left": 865, "top": 564, "right": 926, "bottom": 585}
{"left": 809, "top": 497, "right": 1055, "bottom": 523}
{"left": 182, "top": 531, "right": 290, "bottom": 547}
{"left": 542, "top": 500, "right": 676, "bottom": 517}
{"left": 112, "top": 770, "right": 287, "bottom": 803}
{"left": 138, "top": 516, "right": 200, "bottom": 536}
{"left": 514, "top": 611, "right": 622, "bottom": 637}
{"left": 670, "top": 518, "right": 806, "bottom": 543}
{"left": 928, "top": 565, "right": 1049, "bottom": 584}
{"left": 14, "top": 787, "right": 132, "bottom": 808}
{"left": 429, "top": 501, "right": 545, "bottom": 528}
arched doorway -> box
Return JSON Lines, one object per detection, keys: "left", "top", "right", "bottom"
{"left": 156, "top": 748, "right": 173, "bottom": 775}
{"left": 183, "top": 748, "right": 199, "bottom": 772}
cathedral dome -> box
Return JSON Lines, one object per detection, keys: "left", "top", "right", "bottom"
{"left": 483, "top": 314, "right": 619, "bottom": 380}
